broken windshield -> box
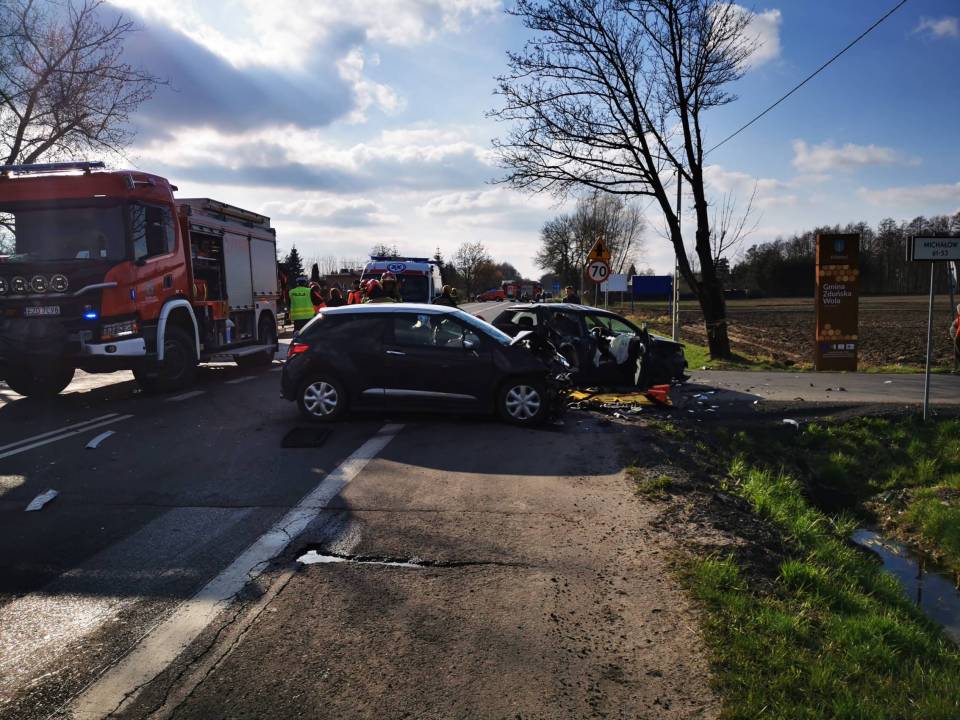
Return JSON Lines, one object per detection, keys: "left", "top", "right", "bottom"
{"left": 0, "top": 200, "right": 126, "bottom": 263}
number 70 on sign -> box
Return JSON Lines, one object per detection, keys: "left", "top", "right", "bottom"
{"left": 586, "top": 260, "right": 610, "bottom": 283}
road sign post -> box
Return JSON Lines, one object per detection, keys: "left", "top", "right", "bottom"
{"left": 585, "top": 238, "right": 612, "bottom": 304}
{"left": 910, "top": 236, "right": 960, "bottom": 420}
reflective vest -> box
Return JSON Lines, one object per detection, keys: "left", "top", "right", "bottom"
{"left": 289, "top": 286, "right": 315, "bottom": 320}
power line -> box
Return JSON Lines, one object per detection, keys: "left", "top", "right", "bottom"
{"left": 705, "top": 0, "right": 910, "bottom": 156}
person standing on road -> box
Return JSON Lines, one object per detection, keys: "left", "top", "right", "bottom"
{"left": 363, "top": 280, "right": 396, "bottom": 304}
{"left": 289, "top": 276, "right": 316, "bottom": 332}
{"left": 327, "top": 288, "right": 346, "bottom": 307}
{"left": 564, "top": 286, "right": 581, "bottom": 304}
{"left": 381, "top": 272, "right": 402, "bottom": 302}
{"left": 433, "top": 285, "right": 458, "bottom": 307}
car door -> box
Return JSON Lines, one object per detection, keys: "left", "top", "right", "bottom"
{"left": 382, "top": 312, "right": 494, "bottom": 409}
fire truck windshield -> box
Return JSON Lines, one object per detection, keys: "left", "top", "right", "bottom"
{"left": 0, "top": 201, "right": 126, "bottom": 263}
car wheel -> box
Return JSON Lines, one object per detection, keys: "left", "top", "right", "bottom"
{"left": 297, "top": 375, "right": 347, "bottom": 422}
{"left": 497, "top": 379, "right": 547, "bottom": 425}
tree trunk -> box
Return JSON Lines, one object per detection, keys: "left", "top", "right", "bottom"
{"left": 697, "top": 269, "right": 731, "bottom": 359}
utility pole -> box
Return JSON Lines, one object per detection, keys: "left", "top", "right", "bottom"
{"left": 673, "top": 173, "right": 681, "bottom": 342}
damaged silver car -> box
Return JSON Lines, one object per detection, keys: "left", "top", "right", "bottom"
{"left": 491, "top": 303, "right": 687, "bottom": 388}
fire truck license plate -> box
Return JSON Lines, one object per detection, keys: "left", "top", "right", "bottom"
{"left": 24, "top": 306, "right": 61, "bottom": 317}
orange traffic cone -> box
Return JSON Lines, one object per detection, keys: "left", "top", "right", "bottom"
{"left": 645, "top": 384, "right": 671, "bottom": 406}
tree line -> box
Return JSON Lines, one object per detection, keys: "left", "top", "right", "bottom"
{"left": 730, "top": 213, "right": 960, "bottom": 297}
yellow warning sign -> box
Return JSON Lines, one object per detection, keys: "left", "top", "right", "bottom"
{"left": 587, "top": 237, "right": 611, "bottom": 263}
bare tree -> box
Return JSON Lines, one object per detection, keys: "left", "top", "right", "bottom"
{"left": 492, "top": 0, "right": 759, "bottom": 357}
{"left": 0, "top": 0, "right": 160, "bottom": 166}
{"left": 710, "top": 185, "right": 758, "bottom": 265}
{"left": 536, "top": 192, "right": 645, "bottom": 290}
{"left": 370, "top": 242, "right": 397, "bottom": 257}
{"left": 453, "top": 240, "right": 493, "bottom": 297}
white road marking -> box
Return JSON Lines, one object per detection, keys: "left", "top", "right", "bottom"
{"left": 85, "top": 431, "right": 116, "bottom": 449}
{"left": 69, "top": 423, "right": 405, "bottom": 720}
{"left": 165, "top": 390, "right": 206, "bottom": 402}
{"left": 0, "top": 415, "right": 133, "bottom": 461}
{"left": 0, "top": 414, "right": 120, "bottom": 453}
{"left": 224, "top": 376, "right": 256, "bottom": 384}
{"left": 0, "top": 508, "right": 255, "bottom": 708}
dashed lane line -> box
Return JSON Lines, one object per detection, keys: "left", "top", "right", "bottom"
{"left": 0, "top": 414, "right": 121, "bottom": 454}
{"left": 0, "top": 415, "right": 133, "bottom": 461}
{"left": 224, "top": 376, "right": 256, "bottom": 385}
{"left": 68, "top": 423, "right": 405, "bottom": 720}
{"left": 165, "top": 390, "right": 206, "bottom": 402}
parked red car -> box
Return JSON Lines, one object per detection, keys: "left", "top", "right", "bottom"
{"left": 477, "top": 288, "right": 506, "bottom": 302}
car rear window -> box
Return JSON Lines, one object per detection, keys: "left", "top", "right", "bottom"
{"left": 298, "top": 314, "right": 386, "bottom": 342}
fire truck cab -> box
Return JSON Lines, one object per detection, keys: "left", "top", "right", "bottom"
{"left": 0, "top": 161, "right": 279, "bottom": 397}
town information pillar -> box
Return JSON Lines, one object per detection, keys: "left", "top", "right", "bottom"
{"left": 815, "top": 233, "right": 860, "bottom": 371}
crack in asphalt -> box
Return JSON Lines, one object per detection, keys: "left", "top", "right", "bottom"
{"left": 296, "top": 547, "right": 539, "bottom": 570}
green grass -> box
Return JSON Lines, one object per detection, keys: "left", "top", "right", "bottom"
{"left": 723, "top": 416, "right": 960, "bottom": 572}
{"left": 687, "top": 457, "right": 960, "bottom": 719}
{"left": 630, "top": 471, "right": 673, "bottom": 498}
{"left": 681, "top": 341, "right": 802, "bottom": 372}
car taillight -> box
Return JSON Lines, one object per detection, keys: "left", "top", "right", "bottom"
{"left": 287, "top": 342, "right": 309, "bottom": 357}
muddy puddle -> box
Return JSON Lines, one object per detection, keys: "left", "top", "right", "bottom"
{"left": 852, "top": 529, "right": 960, "bottom": 644}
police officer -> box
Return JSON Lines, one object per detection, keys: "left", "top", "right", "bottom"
{"left": 289, "top": 276, "right": 315, "bottom": 332}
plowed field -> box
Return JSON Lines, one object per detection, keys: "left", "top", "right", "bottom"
{"left": 626, "top": 295, "right": 958, "bottom": 369}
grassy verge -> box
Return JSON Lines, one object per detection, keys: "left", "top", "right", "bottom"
{"left": 681, "top": 341, "right": 803, "bottom": 372}
{"left": 645, "top": 414, "right": 960, "bottom": 718}
{"left": 724, "top": 416, "right": 960, "bottom": 573}
{"left": 688, "top": 459, "right": 960, "bottom": 718}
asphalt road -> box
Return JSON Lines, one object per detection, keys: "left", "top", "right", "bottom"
{"left": 0, "top": 305, "right": 956, "bottom": 719}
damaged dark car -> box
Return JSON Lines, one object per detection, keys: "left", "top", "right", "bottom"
{"left": 281, "top": 305, "right": 571, "bottom": 425}
{"left": 491, "top": 303, "right": 687, "bottom": 388}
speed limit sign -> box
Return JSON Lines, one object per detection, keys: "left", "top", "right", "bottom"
{"left": 586, "top": 260, "right": 610, "bottom": 284}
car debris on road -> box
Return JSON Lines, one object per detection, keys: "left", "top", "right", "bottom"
{"left": 25, "top": 489, "right": 58, "bottom": 512}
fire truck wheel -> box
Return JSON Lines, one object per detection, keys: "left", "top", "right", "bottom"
{"left": 135, "top": 326, "right": 197, "bottom": 393}
{"left": 4, "top": 364, "right": 75, "bottom": 398}
{"left": 237, "top": 314, "right": 278, "bottom": 368}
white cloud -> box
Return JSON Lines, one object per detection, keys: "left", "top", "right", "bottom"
{"left": 110, "top": 0, "right": 501, "bottom": 69}
{"left": 337, "top": 48, "right": 404, "bottom": 123}
{"left": 914, "top": 16, "right": 960, "bottom": 39}
{"left": 791, "top": 140, "right": 906, "bottom": 174}
{"left": 858, "top": 182, "right": 960, "bottom": 208}
{"left": 717, "top": 5, "right": 781, "bottom": 69}
{"left": 703, "top": 165, "right": 795, "bottom": 209}
{"left": 744, "top": 8, "right": 782, "bottom": 68}
{"left": 127, "top": 123, "right": 499, "bottom": 197}
{"left": 261, "top": 196, "right": 399, "bottom": 227}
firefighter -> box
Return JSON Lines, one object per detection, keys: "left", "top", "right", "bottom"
{"left": 347, "top": 279, "right": 363, "bottom": 305}
{"left": 433, "top": 285, "right": 458, "bottom": 307}
{"left": 381, "top": 271, "right": 402, "bottom": 302}
{"left": 289, "top": 276, "right": 316, "bottom": 332}
{"left": 363, "top": 279, "right": 396, "bottom": 304}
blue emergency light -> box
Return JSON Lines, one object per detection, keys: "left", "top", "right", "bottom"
{"left": 83, "top": 310, "right": 98, "bottom": 320}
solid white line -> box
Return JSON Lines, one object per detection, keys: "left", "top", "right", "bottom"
{"left": 165, "top": 390, "right": 206, "bottom": 402}
{"left": 69, "top": 423, "right": 404, "bottom": 720}
{"left": 85, "top": 431, "right": 116, "bottom": 449}
{"left": 224, "top": 376, "right": 256, "bottom": 384}
{"left": 0, "top": 416, "right": 134, "bottom": 461}
{"left": 0, "top": 414, "right": 119, "bottom": 453}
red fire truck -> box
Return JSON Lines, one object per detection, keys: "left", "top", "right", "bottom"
{"left": 0, "top": 161, "right": 279, "bottom": 397}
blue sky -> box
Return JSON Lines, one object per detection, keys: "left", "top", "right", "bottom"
{"left": 106, "top": 0, "right": 960, "bottom": 278}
